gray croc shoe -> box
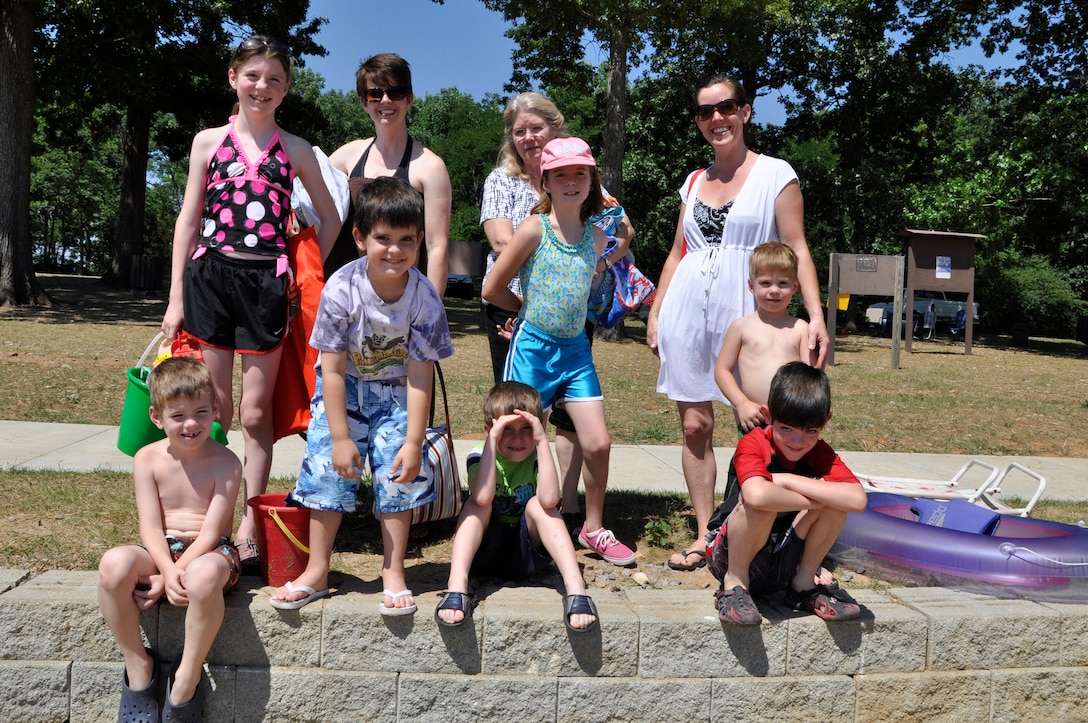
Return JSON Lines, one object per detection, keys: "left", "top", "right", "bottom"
{"left": 161, "top": 669, "right": 204, "bottom": 723}
{"left": 118, "top": 648, "right": 160, "bottom": 723}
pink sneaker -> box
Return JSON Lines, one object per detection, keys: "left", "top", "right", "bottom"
{"left": 577, "top": 525, "right": 636, "bottom": 566}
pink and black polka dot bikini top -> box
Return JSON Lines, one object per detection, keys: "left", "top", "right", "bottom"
{"left": 197, "top": 119, "right": 295, "bottom": 258}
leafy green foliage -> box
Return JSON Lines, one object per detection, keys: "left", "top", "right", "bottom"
{"left": 408, "top": 89, "right": 505, "bottom": 243}
{"left": 642, "top": 518, "right": 673, "bottom": 548}
{"left": 30, "top": 106, "right": 123, "bottom": 274}
{"left": 996, "top": 255, "right": 1086, "bottom": 338}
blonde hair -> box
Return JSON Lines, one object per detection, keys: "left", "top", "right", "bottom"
{"left": 147, "top": 357, "right": 214, "bottom": 412}
{"left": 482, "top": 381, "right": 544, "bottom": 426}
{"left": 497, "top": 92, "right": 569, "bottom": 181}
{"left": 749, "top": 241, "right": 798, "bottom": 281}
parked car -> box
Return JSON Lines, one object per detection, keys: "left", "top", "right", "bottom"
{"left": 445, "top": 274, "right": 475, "bottom": 300}
{"left": 865, "top": 291, "right": 979, "bottom": 338}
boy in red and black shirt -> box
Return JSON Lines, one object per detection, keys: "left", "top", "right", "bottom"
{"left": 709, "top": 361, "right": 867, "bottom": 625}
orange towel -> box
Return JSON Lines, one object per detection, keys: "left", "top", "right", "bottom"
{"left": 273, "top": 225, "right": 324, "bottom": 440}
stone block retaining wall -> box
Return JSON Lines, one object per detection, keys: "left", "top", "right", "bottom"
{"left": 1, "top": 570, "right": 1086, "bottom": 722}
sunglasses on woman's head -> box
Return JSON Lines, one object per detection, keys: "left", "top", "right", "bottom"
{"left": 695, "top": 99, "right": 741, "bottom": 121}
{"left": 239, "top": 36, "right": 290, "bottom": 56}
{"left": 365, "top": 86, "right": 409, "bottom": 102}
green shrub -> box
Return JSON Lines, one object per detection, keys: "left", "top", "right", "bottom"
{"left": 992, "top": 255, "right": 1086, "bottom": 338}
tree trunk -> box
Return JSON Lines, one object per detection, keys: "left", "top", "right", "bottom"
{"left": 603, "top": 25, "right": 627, "bottom": 199}
{"left": 107, "top": 101, "right": 151, "bottom": 288}
{"left": 0, "top": 0, "right": 46, "bottom": 307}
{"left": 595, "top": 323, "right": 626, "bottom": 342}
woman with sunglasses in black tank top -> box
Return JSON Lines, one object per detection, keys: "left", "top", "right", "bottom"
{"left": 326, "top": 53, "right": 451, "bottom": 296}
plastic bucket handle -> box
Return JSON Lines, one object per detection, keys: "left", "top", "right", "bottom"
{"left": 137, "top": 331, "right": 166, "bottom": 369}
{"left": 268, "top": 507, "right": 310, "bottom": 554}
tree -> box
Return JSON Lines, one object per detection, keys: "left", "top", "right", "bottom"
{"left": 31, "top": 106, "right": 123, "bottom": 274}
{"left": 903, "top": 77, "right": 1088, "bottom": 332}
{"left": 987, "top": 0, "right": 1088, "bottom": 91}
{"left": 474, "top": 0, "right": 775, "bottom": 199}
{"left": 408, "top": 89, "right": 506, "bottom": 243}
{"left": 766, "top": 0, "right": 991, "bottom": 261}
{"left": 0, "top": 0, "right": 45, "bottom": 306}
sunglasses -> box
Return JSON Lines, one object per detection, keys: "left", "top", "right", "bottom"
{"left": 238, "top": 36, "right": 290, "bottom": 57}
{"left": 695, "top": 99, "right": 741, "bottom": 121}
{"left": 365, "top": 86, "right": 409, "bottom": 102}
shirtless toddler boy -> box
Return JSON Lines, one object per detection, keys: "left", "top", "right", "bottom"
{"left": 98, "top": 357, "right": 243, "bottom": 721}
{"left": 715, "top": 241, "right": 816, "bottom": 433}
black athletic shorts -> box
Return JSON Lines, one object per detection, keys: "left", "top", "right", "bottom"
{"left": 183, "top": 251, "right": 289, "bottom": 353}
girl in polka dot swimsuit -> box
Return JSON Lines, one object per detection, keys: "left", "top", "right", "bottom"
{"left": 162, "top": 35, "right": 340, "bottom": 564}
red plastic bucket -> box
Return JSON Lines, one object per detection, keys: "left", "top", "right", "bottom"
{"left": 246, "top": 494, "right": 311, "bottom": 587}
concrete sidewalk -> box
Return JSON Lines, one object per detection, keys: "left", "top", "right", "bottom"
{"left": 2, "top": 420, "right": 1085, "bottom": 501}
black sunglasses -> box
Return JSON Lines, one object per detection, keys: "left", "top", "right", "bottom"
{"left": 695, "top": 99, "right": 741, "bottom": 121}
{"left": 239, "top": 36, "right": 290, "bottom": 57}
{"left": 365, "top": 86, "right": 409, "bottom": 102}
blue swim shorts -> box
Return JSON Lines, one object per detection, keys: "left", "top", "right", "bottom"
{"left": 290, "top": 371, "right": 437, "bottom": 515}
{"left": 503, "top": 318, "right": 602, "bottom": 411}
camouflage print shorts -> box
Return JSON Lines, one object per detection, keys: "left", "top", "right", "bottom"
{"left": 165, "top": 535, "right": 241, "bottom": 591}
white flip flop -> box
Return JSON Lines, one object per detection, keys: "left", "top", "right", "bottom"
{"left": 270, "top": 581, "right": 330, "bottom": 610}
{"left": 378, "top": 589, "right": 417, "bottom": 616}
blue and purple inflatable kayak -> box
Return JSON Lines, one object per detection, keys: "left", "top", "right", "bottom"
{"left": 831, "top": 492, "right": 1088, "bottom": 600}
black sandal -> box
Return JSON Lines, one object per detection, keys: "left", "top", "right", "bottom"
{"left": 667, "top": 548, "right": 707, "bottom": 571}
{"left": 434, "top": 591, "right": 476, "bottom": 628}
{"left": 563, "top": 594, "right": 599, "bottom": 633}
{"left": 118, "top": 648, "right": 159, "bottom": 723}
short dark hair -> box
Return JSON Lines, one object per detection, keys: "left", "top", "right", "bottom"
{"left": 482, "top": 381, "right": 544, "bottom": 426}
{"left": 147, "top": 357, "right": 214, "bottom": 412}
{"left": 767, "top": 362, "right": 831, "bottom": 430}
{"left": 353, "top": 177, "right": 424, "bottom": 238}
{"left": 355, "top": 53, "right": 412, "bottom": 100}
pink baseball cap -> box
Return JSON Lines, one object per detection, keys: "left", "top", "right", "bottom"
{"left": 540, "top": 137, "right": 596, "bottom": 171}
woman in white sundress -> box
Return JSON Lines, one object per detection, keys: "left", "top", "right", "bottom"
{"left": 645, "top": 73, "right": 828, "bottom": 573}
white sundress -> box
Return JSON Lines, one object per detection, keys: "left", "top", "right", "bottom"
{"left": 655, "top": 154, "right": 799, "bottom": 404}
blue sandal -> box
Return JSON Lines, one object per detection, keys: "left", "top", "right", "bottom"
{"left": 434, "top": 591, "right": 476, "bottom": 628}
{"left": 563, "top": 594, "right": 599, "bottom": 633}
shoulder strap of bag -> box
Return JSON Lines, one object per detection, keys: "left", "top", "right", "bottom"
{"left": 429, "top": 361, "right": 452, "bottom": 437}
{"left": 681, "top": 167, "right": 707, "bottom": 258}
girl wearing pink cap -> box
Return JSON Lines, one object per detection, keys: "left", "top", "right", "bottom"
{"left": 483, "top": 137, "right": 636, "bottom": 566}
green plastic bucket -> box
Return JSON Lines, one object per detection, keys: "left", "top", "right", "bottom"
{"left": 117, "top": 365, "right": 162, "bottom": 456}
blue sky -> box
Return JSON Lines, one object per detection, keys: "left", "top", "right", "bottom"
{"left": 300, "top": 2, "right": 1016, "bottom": 128}
{"left": 301, "top": 0, "right": 797, "bottom": 123}
{"left": 303, "top": 0, "right": 518, "bottom": 100}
